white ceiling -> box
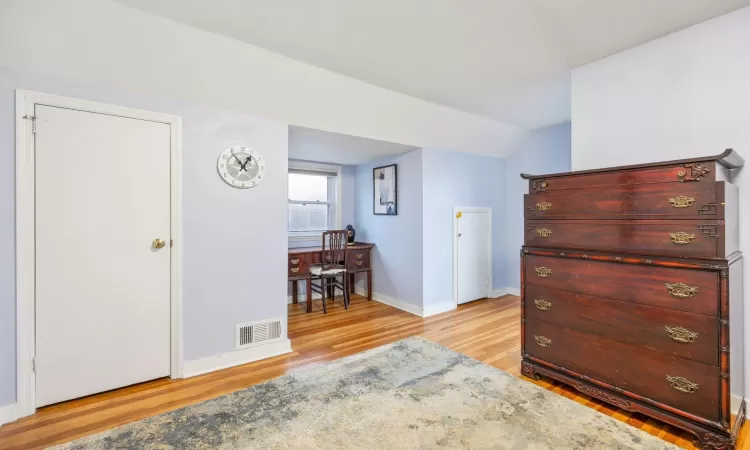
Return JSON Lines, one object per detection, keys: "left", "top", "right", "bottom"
{"left": 115, "top": 0, "right": 750, "bottom": 129}
{"left": 289, "top": 125, "right": 418, "bottom": 165}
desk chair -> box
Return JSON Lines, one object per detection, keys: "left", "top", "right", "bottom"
{"left": 307, "top": 230, "right": 350, "bottom": 313}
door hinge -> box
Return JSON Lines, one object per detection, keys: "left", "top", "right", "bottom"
{"left": 32, "top": 357, "right": 36, "bottom": 372}
{"left": 23, "top": 115, "right": 36, "bottom": 134}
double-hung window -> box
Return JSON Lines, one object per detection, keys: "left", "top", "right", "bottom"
{"left": 288, "top": 163, "right": 340, "bottom": 240}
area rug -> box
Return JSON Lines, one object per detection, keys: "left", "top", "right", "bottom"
{"left": 56, "top": 337, "right": 678, "bottom": 449}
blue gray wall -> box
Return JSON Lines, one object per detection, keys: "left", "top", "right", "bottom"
{"left": 505, "top": 123, "right": 572, "bottom": 289}
{"left": 0, "top": 67, "right": 290, "bottom": 406}
{"left": 422, "top": 148, "right": 507, "bottom": 309}
{"left": 354, "top": 150, "right": 424, "bottom": 310}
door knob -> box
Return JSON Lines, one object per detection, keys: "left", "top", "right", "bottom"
{"left": 152, "top": 238, "right": 166, "bottom": 249}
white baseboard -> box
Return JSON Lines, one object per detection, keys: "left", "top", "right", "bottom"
{"left": 492, "top": 287, "right": 520, "bottom": 297}
{"left": 183, "top": 338, "right": 293, "bottom": 378}
{"left": 287, "top": 292, "right": 324, "bottom": 304}
{"left": 355, "top": 287, "right": 424, "bottom": 317}
{"left": 0, "top": 402, "right": 19, "bottom": 427}
{"left": 422, "top": 301, "right": 456, "bottom": 318}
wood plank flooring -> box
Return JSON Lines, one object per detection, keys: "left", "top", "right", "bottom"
{"left": 0, "top": 294, "right": 747, "bottom": 449}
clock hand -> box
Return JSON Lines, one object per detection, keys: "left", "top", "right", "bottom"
{"left": 241, "top": 155, "right": 253, "bottom": 171}
{"left": 230, "top": 151, "right": 245, "bottom": 170}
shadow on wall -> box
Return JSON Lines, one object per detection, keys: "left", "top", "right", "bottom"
{"left": 504, "top": 123, "right": 572, "bottom": 290}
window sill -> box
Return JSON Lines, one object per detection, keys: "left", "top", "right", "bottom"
{"left": 288, "top": 233, "right": 324, "bottom": 242}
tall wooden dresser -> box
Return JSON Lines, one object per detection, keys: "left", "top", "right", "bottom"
{"left": 519, "top": 150, "right": 745, "bottom": 449}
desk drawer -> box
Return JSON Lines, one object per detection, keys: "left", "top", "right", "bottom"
{"left": 525, "top": 220, "right": 726, "bottom": 258}
{"left": 288, "top": 254, "right": 309, "bottom": 278}
{"left": 525, "top": 182, "right": 722, "bottom": 220}
{"left": 524, "top": 255, "right": 719, "bottom": 316}
{"left": 526, "top": 285, "right": 719, "bottom": 365}
{"left": 525, "top": 319, "right": 720, "bottom": 421}
{"left": 347, "top": 249, "right": 371, "bottom": 271}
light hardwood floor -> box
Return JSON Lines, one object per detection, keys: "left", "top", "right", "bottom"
{"left": 0, "top": 294, "right": 747, "bottom": 449}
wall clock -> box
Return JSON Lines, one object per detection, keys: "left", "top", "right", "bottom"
{"left": 217, "top": 146, "right": 265, "bottom": 188}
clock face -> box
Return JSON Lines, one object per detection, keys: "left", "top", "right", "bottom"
{"left": 217, "top": 146, "right": 265, "bottom": 188}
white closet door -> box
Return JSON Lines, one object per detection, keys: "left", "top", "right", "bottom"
{"left": 35, "top": 105, "right": 171, "bottom": 407}
{"left": 457, "top": 210, "right": 491, "bottom": 304}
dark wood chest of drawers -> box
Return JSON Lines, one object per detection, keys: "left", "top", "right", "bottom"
{"left": 519, "top": 150, "right": 745, "bottom": 449}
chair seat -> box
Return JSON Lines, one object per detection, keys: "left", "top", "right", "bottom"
{"left": 310, "top": 264, "right": 346, "bottom": 276}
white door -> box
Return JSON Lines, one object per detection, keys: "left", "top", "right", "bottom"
{"left": 456, "top": 209, "right": 491, "bottom": 305}
{"left": 35, "top": 105, "right": 172, "bottom": 407}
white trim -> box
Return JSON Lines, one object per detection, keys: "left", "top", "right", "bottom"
{"left": 452, "top": 207, "right": 493, "bottom": 307}
{"left": 354, "top": 287, "right": 424, "bottom": 317}
{"left": 183, "top": 339, "right": 293, "bottom": 378}
{"left": 423, "top": 301, "right": 457, "bottom": 318}
{"left": 15, "top": 90, "right": 184, "bottom": 419}
{"left": 492, "top": 287, "right": 520, "bottom": 298}
{"left": 287, "top": 291, "right": 325, "bottom": 304}
{"left": 0, "top": 403, "right": 19, "bottom": 427}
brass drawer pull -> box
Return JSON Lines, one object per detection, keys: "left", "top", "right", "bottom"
{"left": 665, "top": 326, "right": 698, "bottom": 343}
{"left": 356, "top": 261, "right": 363, "bottom": 266}
{"left": 665, "top": 282, "right": 698, "bottom": 299}
{"left": 666, "top": 375, "right": 699, "bottom": 393}
{"left": 534, "top": 267, "right": 552, "bottom": 277}
{"left": 668, "top": 196, "right": 695, "bottom": 208}
{"left": 356, "top": 253, "right": 363, "bottom": 259}
{"left": 536, "top": 228, "right": 552, "bottom": 238}
{"left": 534, "top": 299, "right": 551, "bottom": 311}
{"left": 536, "top": 201, "right": 552, "bottom": 211}
{"left": 290, "top": 258, "right": 300, "bottom": 265}
{"left": 534, "top": 335, "right": 551, "bottom": 347}
{"left": 290, "top": 268, "right": 299, "bottom": 273}
{"left": 669, "top": 232, "right": 696, "bottom": 244}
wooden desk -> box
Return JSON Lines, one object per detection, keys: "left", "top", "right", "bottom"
{"left": 289, "top": 242, "right": 374, "bottom": 311}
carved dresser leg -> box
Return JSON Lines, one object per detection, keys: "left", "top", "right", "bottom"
{"left": 694, "top": 431, "right": 735, "bottom": 450}
{"left": 521, "top": 360, "right": 540, "bottom": 381}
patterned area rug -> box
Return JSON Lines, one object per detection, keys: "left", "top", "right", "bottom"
{"left": 56, "top": 337, "right": 677, "bottom": 449}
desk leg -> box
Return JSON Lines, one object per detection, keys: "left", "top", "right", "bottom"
{"left": 349, "top": 273, "right": 355, "bottom": 294}
{"left": 292, "top": 280, "right": 298, "bottom": 304}
{"left": 306, "top": 277, "right": 312, "bottom": 313}
{"left": 367, "top": 270, "right": 372, "bottom": 301}
{"left": 327, "top": 278, "right": 334, "bottom": 300}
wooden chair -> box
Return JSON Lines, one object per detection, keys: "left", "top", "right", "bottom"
{"left": 307, "top": 231, "right": 350, "bottom": 313}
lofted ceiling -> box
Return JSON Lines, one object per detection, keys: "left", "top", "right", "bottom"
{"left": 115, "top": 0, "right": 750, "bottom": 129}
{"left": 289, "top": 125, "right": 418, "bottom": 165}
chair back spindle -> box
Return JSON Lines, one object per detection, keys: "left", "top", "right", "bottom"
{"left": 321, "top": 230, "right": 347, "bottom": 271}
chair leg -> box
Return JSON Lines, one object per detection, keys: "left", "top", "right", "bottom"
{"left": 343, "top": 274, "right": 350, "bottom": 309}
{"left": 306, "top": 276, "right": 313, "bottom": 313}
{"left": 321, "top": 279, "right": 328, "bottom": 314}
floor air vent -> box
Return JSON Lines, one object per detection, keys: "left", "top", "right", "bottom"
{"left": 236, "top": 318, "right": 283, "bottom": 350}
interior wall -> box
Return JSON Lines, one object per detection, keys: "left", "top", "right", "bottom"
{"left": 570, "top": 6, "right": 750, "bottom": 397}
{"left": 0, "top": 0, "right": 525, "bottom": 158}
{"left": 0, "top": 67, "right": 289, "bottom": 407}
{"left": 354, "top": 150, "right": 424, "bottom": 312}
{"left": 421, "top": 148, "right": 508, "bottom": 312}
{"left": 504, "top": 124, "right": 572, "bottom": 290}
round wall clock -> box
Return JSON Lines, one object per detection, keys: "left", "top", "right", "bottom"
{"left": 217, "top": 146, "right": 265, "bottom": 188}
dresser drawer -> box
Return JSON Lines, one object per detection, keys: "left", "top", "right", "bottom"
{"left": 527, "top": 161, "right": 720, "bottom": 193}
{"left": 525, "top": 319, "right": 720, "bottom": 421}
{"left": 525, "top": 220, "right": 728, "bottom": 258}
{"left": 347, "top": 249, "right": 370, "bottom": 271}
{"left": 526, "top": 285, "right": 719, "bottom": 365}
{"left": 525, "top": 181, "right": 723, "bottom": 220}
{"left": 524, "top": 255, "right": 719, "bottom": 316}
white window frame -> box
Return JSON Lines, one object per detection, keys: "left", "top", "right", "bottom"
{"left": 288, "top": 161, "right": 342, "bottom": 242}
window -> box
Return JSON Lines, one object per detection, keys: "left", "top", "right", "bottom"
{"left": 288, "top": 163, "right": 340, "bottom": 239}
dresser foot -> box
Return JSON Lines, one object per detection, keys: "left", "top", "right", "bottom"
{"left": 694, "top": 431, "right": 736, "bottom": 450}
{"left": 521, "top": 360, "right": 540, "bottom": 381}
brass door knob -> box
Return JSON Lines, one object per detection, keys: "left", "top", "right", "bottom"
{"left": 152, "top": 238, "right": 166, "bottom": 249}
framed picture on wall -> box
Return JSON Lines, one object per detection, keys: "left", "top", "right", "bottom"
{"left": 373, "top": 164, "right": 397, "bottom": 215}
